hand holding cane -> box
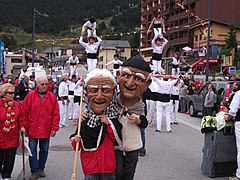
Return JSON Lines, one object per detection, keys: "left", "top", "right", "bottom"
{"left": 71, "top": 90, "right": 83, "bottom": 180}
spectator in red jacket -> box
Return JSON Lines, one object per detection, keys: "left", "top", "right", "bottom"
{"left": 0, "top": 83, "right": 27, "bottom": 179}
{"left": 22, "top": 76, "right": 60, "bottom": 180}
{"left": 70, "top": 68, "right": 122, "bottom": 179}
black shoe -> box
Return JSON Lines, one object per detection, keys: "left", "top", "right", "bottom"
{"left": 139, "top": 153, "right": 146, "bottom": 157}
{"left": 155, "top": 129, "right": 161, "bottom": 133}
{"left": 167, "top": 130, "right": 171, "bottom": 133}
{"left": 170, "top": 122, "right": 173, "bottom": 125}
{"left": 173, "top": 122, "right": 179, "bottom": 125}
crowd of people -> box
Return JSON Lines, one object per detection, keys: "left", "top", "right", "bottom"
{"left": 1, "top": 14, "right": 240, "bottom": 180}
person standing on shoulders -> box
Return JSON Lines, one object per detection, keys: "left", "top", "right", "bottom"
{"left": 22, "top": 76, "right": 60, "bottom": 180}
{"left": 151, "top": 35, "right": 168, "bottom": 74}
{"left": 79, "top": 33, "right": 102, "bottom": 72}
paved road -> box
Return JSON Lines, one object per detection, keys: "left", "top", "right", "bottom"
{"left": 13, "top": 113, "right": 229, "bottom": 180}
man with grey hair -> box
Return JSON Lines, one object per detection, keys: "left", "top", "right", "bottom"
{"left": 22, "top": 76, "right": 60, "bottom": 179}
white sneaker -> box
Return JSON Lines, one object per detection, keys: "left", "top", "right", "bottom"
{"left": 62, "top": 123, "right": 69, "bottom": 127}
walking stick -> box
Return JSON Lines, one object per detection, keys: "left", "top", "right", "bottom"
{"left": 21, "top": 132, "right": 26, "bottom": 180}
{"left": 71, "top": 90, "right": 83, "bottom": 180}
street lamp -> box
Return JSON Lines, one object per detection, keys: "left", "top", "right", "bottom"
{"left": 205, "top": 0, "right": 211, "bottom": 82}
{"left": 32, "top": 8, "right": 49, "bottom": 67}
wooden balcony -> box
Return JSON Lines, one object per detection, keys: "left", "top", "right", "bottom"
{"left": 169, "top": 12, "right": 189, "bottom": 22}
{"left": 168, "top": 37, "right": 190, "bottom": 45}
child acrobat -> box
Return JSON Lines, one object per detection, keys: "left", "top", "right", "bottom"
{"left": 147, "top": 11, "right": 166, "bottom": 39}
{"left": 81, "top": 16, "right": 97, "bottom": 38}
{"left": 151, "top": 35, "right": 168, "bottom": 74}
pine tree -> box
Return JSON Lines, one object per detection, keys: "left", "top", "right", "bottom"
{"left": 219, "top": 25, "right": 239, "bottom": 66}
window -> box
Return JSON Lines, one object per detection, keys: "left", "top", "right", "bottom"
{"left": 195, "top": 35, "right": 198, "bottom": 42}
{"left": 11, "top": 58, "right": 22, "bottom": 63}
{"left": 199, "top": 34, "right": 203, "bottom": 40}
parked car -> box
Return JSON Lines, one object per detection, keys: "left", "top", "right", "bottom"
{"left": 188, "top": 81, "right": 235, "bottom": 117}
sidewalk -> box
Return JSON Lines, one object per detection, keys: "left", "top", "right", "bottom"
{"left": 12, "top": 121, "right": 80, "bottom": 180}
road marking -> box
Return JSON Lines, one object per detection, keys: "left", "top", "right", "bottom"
{"left": 177, "top": 116, "right": 201, "bottom": 131}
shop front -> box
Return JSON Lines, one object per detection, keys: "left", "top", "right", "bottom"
{"left": 191, "top": 58, "right": 220, "bottom": 74}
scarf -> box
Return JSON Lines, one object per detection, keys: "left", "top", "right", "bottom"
{"left": 116, "top": 93, "right": 145, "bottom": 116}
{"left": 83, "top": 87, "right": 119, "bottom": 128}
{"left": 2, "top": 99, "right": 15, "bottom": 133}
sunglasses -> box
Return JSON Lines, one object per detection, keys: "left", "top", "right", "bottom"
{"left": 6, "top": 92, "right": 14, "bottom": 95}
{"left": 40, "top": 83, "right": 48, "bottom": 86}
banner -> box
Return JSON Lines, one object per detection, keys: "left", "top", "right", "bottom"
{"left": 0, "top": 41, "right": 6, "bottom": 74}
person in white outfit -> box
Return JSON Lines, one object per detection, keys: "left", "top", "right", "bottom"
{"left": 67, "top": 75, "right": 77, "bottom": 120}
{"left": 172, "top": 52, "right": 180, "bottom": 77}
{"left": 147, "top": 11, "right": 166, "bottom": 39}
{"left": 67, "top": 53, "right": 79, "bottom": 77}
{"left": 153, "top": 74, "right": 178, "bottom": 132}
{"left": 81, "top": 16, "right": 97, "bottom": 38}
{"left": 79, "top": 34, "right": 102, "bottom": 72}
{"left": 58, "top": 75, "right": 70, "bottom": 128}
{"left": 225, "top": 90, "right": 240, "bottom": 180}
{"left": 170, "top": 80, "right": 183, "bottom": 124}
{"left": 72, "top": 76, "right": 84, "bottom": 126}
{"left": 105, "top": 54, "right": 123, "bottom": 77}
{"left": 146, "top": 79, "right": 158, "bottom": 126}
{"left": 151, "top": 36, "right": 168, "bottom": 74}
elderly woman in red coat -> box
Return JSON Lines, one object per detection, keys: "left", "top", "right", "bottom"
{"left": 0, "top": 83, "right": 27, "bottom": 179}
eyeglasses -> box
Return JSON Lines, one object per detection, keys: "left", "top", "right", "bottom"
{"left": 40, "top": 83, "right": 48, "bottom": 86}
{"left": 6, "top": 92, "right": 14, "bottom": 95}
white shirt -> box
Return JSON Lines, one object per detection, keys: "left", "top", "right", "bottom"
{"left": 74, "top": 80, "right": 83, "bottom": 96}
{"left": 105, "top": 59, "right": 123, "bottom": 66}
{"left": 148, "top": 80, "right": 158, "bottom": 93}
{"left": 154, "top": 78, "right": 178, "bottom": 94}
{"left": 152, "top": 38, "right": 168, "bottom": 54}
{"left": 58, "top": 81, "right": 69, "bottom": 97}
{"left": 19, "top": 70, "right": 26, "bottom": 81}
{"left": 229, "top": 90, "right": 240, "bottom": 117}
{"left": 67, "top": 56, "right": 79, "bottom": 64}
{"left": 172, "top": 57, "right": 180, "bottom": 65}
{"left": 79, "top": 36, "right": 102, "bottom": 54}
{"left": 67, "top": 80, "right": 76, "bottom": 92}
{"left": 83, "top": 21, "right": 96, "bottom": 29}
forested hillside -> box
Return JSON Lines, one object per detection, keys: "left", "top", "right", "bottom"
{"left": 0, "top": 0, "right": 139, "bottom": 34}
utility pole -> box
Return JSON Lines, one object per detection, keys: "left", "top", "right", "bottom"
{"left": 206, "top": 0, "right": 211, "bottom": 82}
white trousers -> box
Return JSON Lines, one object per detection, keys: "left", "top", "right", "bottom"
{"left": 154, "top": 28, "right": 163, "bottom": 39}
{"left": 69, "top": 65, "right": 78, "bottom": 77}
{"left": 58, "top": 100, "right": 68, "bottom": 125}
{"left": 156, "top": 101, "right": 171, "bottom": 131}
{"left": 170, "top": 100, "right": 179, "bottom": 123}
{"left": 87, "top": 29, "right": 96, "bottom": 37}
{"left": 172, "top": 67, "right": 180, "bottom": 77}
{"left": 146, "top": 100, "right": 157, "bottom": 123}
{"left": 73, "top": 102, "right": 80, "bottom": 120}
{"left": 87, "top": 58, "right": 97, "bottom": 72}
{"left": 152, "top": 60, "right": 164, "bottom": 74}
{"left": 113, "top": 68, "right": 118, "bottom": 77}
{"left": 68, "top": 95, "right": 74, "bottom": 119}
{"left": 235, "top": 122, "right": 240, "bottom": 178}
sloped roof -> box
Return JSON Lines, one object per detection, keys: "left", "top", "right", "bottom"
{"left": 42, "top": 47, "right": 61, "bottom": 53}
{"left": 101, "top": 40, "right": 131, "bottom": 49}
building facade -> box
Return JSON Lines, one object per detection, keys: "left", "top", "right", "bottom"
{"left": 140, "top": 0, "right": 240, "bottom": 62}
{"left": 98, "top": 40, "right": 131, "bottom": 69}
